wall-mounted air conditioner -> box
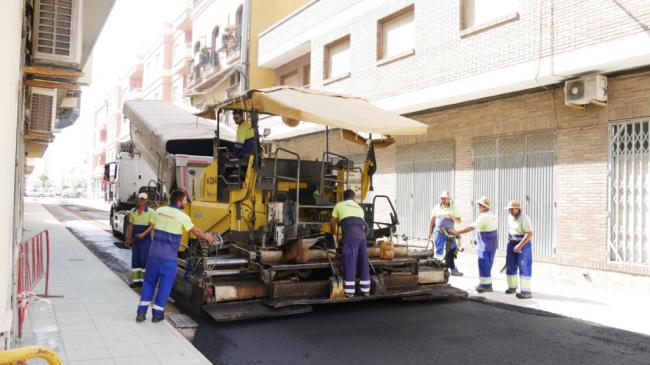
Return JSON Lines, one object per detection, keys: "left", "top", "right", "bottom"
{"left": 32, "top": 0, "right": 83, "bottom": 68}
{"left": 29, "top": 88, "right": 57, "bottom": 133}
{"left": 564, "top": 75, "right": 608, "bottom": 107}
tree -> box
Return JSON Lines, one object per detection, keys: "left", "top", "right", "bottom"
{"left": 38, "top": 174, "right": 49, "bottom": 188}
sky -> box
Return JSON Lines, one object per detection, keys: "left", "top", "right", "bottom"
{"left": 29, "top": 0, "right": 184, "bottom": 187}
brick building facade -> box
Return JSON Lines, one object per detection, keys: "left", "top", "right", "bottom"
{"left": 259, "top": 0, "right": 650, "bottom": 275}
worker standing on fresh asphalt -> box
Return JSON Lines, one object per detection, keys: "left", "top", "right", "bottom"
{"left": 233, "top": 110, "right": 255, "bottom": 159}
{"left": 137, "top": 190, "right": 217, "bottom": 322}
{"left": 125, "top": 192, "right": 155, "bottom": 287}
{"left": 505, "top": 200, "right": 534, "bottom": 299}
{"left": 428, "top": 190, "right": 462, "bottom": 276}
{"left": 450, "top": 196, "right": 498, "bottom": 293}
{"left": 330, "top": 189, "right": 371, "bottom": 298}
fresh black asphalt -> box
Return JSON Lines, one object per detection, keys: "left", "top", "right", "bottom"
{"left": 44, "top": 200, "right": 650, "bottom": 365}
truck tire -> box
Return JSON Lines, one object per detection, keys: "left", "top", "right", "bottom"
{"left": 110, "top": 207, "right": 120, "bottom": 238}
{"left": 122, "top": 215, "right": 130, "bottom": 241}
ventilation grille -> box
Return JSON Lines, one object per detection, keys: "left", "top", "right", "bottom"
{"left": 30, "top": 91, "right": 55, "bottom": 132}
{"left": 565, "top": 80, "right": 585, "bottom": 101}
{"left": 36, "top": 0, "right": 74, "bottom": 57}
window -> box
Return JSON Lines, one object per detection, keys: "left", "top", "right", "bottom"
{"left": 280, "top": 70, "right": 300, "bottom": 87}
{"left": 462, "top": 0, "right": 518, "bottom": 32}
{"left": 323, "top": 35, "right": 350, "bottom": 82}
{"left": 211, "top": 26, "right": 220, "bottom": 65}
{"left": 377, "top": 5, "right": 414, "bottom": 62}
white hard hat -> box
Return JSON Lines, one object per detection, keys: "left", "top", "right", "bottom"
{"left": 505, "top": 200, "right": 522, "bottom": 210}
{"left": 476, "top": 196, "right": 491, "bottom": 209}
{"left": 138, "top": 192, "right": 148, "bottom": 200}
{"left": 439, "top": 191, "right": 451, "bottom": 199}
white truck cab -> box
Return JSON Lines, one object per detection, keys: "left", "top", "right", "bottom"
{"left": 105, "top": 145, "right": 158, "bottom": 238}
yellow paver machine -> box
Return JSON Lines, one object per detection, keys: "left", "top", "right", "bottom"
{"left": 127, "top": 87, "right": 467, "bottom": 321}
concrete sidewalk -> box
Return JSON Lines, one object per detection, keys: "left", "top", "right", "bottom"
{"left": 18, "top": 202, "right": 211, "bottom": 364}
{"left": 449, "top": 251, "right": 650, "bottom": 336}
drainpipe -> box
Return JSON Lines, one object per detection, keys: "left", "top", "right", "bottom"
{"left": 239, "top": 0, "right": 251, "bottom": 93}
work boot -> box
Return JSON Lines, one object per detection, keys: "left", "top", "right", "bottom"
{"left": 516, "top": 292, "right": 532, "bottom": 299}
{"left": 450, "top": 271, "right": 464, "bottom": 277}
{"left": 475, "top": 285, "right": 493, "bottom": 293}
{"left": 505, "top": 288, "right": 517, "bottom": 294}
{"left": 152, "top": 315, "right": 165, "bottom": 323}
{"left": 362, "top": 292, "right": 370, "bottom": 298}
{"left": 345, "top": 293, "right": 355, "bottom": 299}
{"left": 136, "top": 313, "right": 146, "bottom": 322}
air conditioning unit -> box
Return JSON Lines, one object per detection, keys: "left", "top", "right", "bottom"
{"left": 29, "top": 88, "right": 57, "bottom": 133}
{"left": 32, "top": 0, "right": 83, "bottom": 68}
{"left": 564, "top": 75, "right": 607, "bottom": 106}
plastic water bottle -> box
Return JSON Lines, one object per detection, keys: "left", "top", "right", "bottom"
{"left": 28, "top": 298, "right": 61, "bottom": 350}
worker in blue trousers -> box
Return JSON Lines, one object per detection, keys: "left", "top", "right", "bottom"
{"left": 450, "top": 196, "right": 498, "bottom": 293}
{"left": 330, "top": 189, "right": 371, "bottom": 298}
{"left": 125, "top": 192, "right": 155, "bottom": 288}
{"left": 505, "top": 200, "right": 534, "bottom": 299}
{"left": 136, "top": 190, "right": 217, "bottom": 322}
{"left": 428, "top": 190, "right": 462, "bottom": 275}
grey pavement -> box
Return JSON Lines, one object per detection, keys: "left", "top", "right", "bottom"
{"left": 18, "top": 201, "right": 211, "bottom": 365}
{"left": 448, "top": 250, "right": 650, "bottom": 336}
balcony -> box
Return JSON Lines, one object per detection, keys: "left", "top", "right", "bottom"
{"left": 258, "top": 0, "right": 365, "bottom": 68}
{"left": 188, "top": 47, "right": 230, "bottom": 90}
{"left": 222, "top": 25, "right": 241, "bottom": 63}
{"left": 173, "top": 42, "right": 194, "bottom": 75}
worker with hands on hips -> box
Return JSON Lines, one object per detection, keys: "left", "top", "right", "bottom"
{"left": 126, "top": 192, "right": 155, "bottom": 287}
{"left": 136, "top": 190, "right": 218, "bottom": 323}
{"left": 505, "top": 200, "right": 534, "bottom": 299}
{"left": 449, "top": 196, "right": 497, "bottom": 293}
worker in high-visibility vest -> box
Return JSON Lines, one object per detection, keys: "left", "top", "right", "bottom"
{"left": 136, "top": 190, "right": 217, "bottom": 322}
{"left": 233, "top": 110, "right": 255, "bottom": 159}
{"left": 330, "top": 189, "right": 371, "bottom": 298}
{"left": 505, "top": 200, "right": 534, "bottom": 299}
{"left": 428, "top": 190, "right": 462, "bottom": 275}
{"left": 125, "top": 192, "right": 154, "bottom": 287}
{"left": 450, "top": 196, "right": 497, "bottom": 293}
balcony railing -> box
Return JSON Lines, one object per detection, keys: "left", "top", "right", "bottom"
{"left": 223, "top": 25, "right": 241, "bottom": 62}
{"left": 188, "top": 47, "right": 223, "bottom": 88}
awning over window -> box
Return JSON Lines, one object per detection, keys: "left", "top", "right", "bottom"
{"left": 198, "top": 86, "right": 428, "bottom": 136}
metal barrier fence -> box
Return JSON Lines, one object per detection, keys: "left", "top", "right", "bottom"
{"left": 16, "top": 230, "right": 51, "bottom": 338}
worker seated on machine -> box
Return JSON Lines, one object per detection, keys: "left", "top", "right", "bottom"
{"left": 233, "top": 110, "right": 254, "bottom": 160}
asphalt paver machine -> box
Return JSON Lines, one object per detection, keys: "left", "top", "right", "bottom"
{"left": 143, "top": 87, "right": 468, "bottom": 321}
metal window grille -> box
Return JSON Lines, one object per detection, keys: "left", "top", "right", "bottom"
{"left": 608, "top": 119, "right": 650, "bottom": 265}
{"left": 396, "top": 142, "right": 454, "bottom": 243}
{"left": 472, "top": 133, "right": 555, "bottom": 256}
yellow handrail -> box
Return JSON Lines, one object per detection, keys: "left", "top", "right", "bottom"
{"left": 0, "top": 346, "right": 62, "bottom": 365}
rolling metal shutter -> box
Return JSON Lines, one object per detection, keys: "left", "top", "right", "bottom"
{"left": 396, "top": 142, "right": 454, "bottom": 243}
{"left": 608, "top": 119, "right": 650, "bottom": 265}
{"left": 472, "top": 133, "right": 555, "bottom": 256}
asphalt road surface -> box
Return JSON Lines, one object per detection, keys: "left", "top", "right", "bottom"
{"left": 43, "top": 200, "right": 650, "bottom": 365}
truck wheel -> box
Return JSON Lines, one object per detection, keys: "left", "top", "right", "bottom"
{"left": 122, "top": 216, "right": 130, "bottom": 241}
{"left": 110, "top": 208, "right": 120, "bottom": 238}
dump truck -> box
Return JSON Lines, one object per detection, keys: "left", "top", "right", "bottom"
{"left": 123, "top": 89, "right": 467, "bottom": 322}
